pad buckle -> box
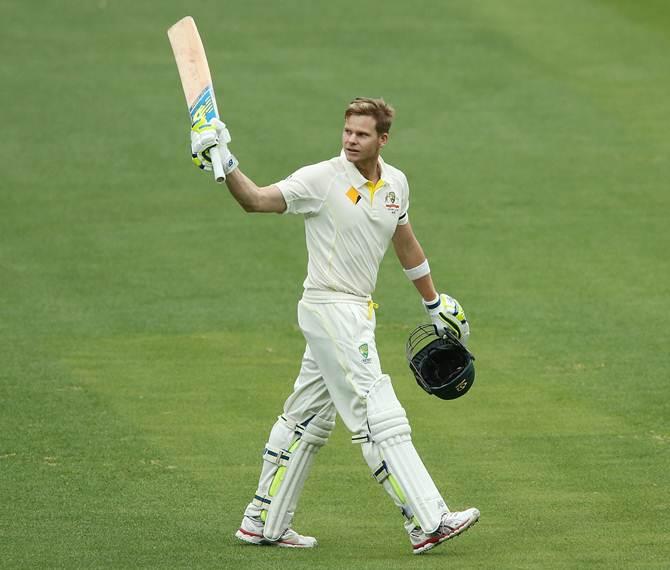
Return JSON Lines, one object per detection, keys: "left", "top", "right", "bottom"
{"left": 351, "top": 433, "right": 371, "bottom": 444}
{"left": 252, "top": 494, "right": 271, "bottom": 509}
{"left": 372, "top": 460, "right": 391, "bottom": 484}
{"left": 262, "top": 445, "right": 291, "bottom": 467}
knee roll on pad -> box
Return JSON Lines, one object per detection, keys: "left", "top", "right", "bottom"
{"left": 368, "top": 408, "right": 411, "bottom": 442}
{"left": 263, "top": 411, "right": 335, "bottom": 541}
{"left": 300, "top": 415, "right": 333, "bottom": 446}
{"left": 365, "top": 376, "right": 447, "bottom": 533}
{"left": 367, "top": 375, "right": 411, "bottom": 443}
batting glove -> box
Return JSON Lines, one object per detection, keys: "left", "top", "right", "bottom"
{"left": 190, "top": 118, "right": 239, "bottom": 175}
{"left": 424, "top": 293, "right": 470, "bottom": 345}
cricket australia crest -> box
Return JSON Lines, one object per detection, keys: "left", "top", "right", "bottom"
{"left": 359, "top": 343, "right": 372, "bottom": 364}
{"left": 384, "top": 191, "right": 400, "bottom": 214}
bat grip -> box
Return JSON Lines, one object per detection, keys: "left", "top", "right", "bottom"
{"left": 210, "top": 146, "right": 226, "bottom": 183}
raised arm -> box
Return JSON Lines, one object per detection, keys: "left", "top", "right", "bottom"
{"left": 190, "top": 118, "right": 286, "bottom": 213}
{"left": 224, "top": 169, "right": 287, "bottom": 213}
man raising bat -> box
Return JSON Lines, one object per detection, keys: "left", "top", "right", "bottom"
{"left": 192, "top": 97, "right": 479, "bottom": 554}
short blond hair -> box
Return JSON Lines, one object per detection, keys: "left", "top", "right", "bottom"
{"left": 344, "top": 97, "right": 395, "bottom": 135}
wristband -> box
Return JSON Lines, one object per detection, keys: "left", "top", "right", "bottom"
{"left": 424, "top": 295, "right": 440, "bottom": 310}
{"left": 403, "top": 259, "right": 430, "bottom": 281}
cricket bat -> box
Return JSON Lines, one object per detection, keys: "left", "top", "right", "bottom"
{"left": 167, "top": 16, "right": 226, "bottom": 183}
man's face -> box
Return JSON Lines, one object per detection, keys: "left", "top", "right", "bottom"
{"left": 342, "top": 115, "right": 388, "bottom": 163}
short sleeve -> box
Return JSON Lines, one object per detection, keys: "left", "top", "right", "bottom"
{"left": 397, "top": 172, "right": 410, "bottom": 225}
{"left": 275, "top": 163, "right": 328, "bottom": 215}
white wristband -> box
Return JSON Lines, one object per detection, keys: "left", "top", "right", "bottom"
{"left": 403, "top": 259, "right": 430, "bottom": 281}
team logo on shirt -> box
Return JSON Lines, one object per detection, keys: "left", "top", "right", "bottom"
{"left": 358, "top": 343, "right": 372, "bottom": 364}
{"left": 384, "top": 191, "right": 400, "bottom": 214}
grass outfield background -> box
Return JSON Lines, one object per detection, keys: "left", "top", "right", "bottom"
{"left": 1, "top": 0, "right": 668, "bottom": 567}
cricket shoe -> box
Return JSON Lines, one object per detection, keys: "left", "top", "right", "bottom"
{"left": 235, "top": 515, "right": 317, "bottom": 548}
{"left": 410, "top": 508, "right": 480, "bottom": 554}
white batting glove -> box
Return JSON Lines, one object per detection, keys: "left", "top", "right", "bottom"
{"left": 424, "top": 293, "right": 470, "bottom": 345}
{"left": 190, "top": 118, "right": 239, "bottom": 175}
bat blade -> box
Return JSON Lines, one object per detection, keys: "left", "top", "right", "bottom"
{"left": 168, "top": 16, "right": 225, "bottom": 182}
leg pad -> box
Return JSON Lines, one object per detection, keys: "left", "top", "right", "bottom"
{"left": 366, "top": 376, "right": 448, "bottom": 533}
{"left": 262, "top": 411, "right": 335, "bottom": 541}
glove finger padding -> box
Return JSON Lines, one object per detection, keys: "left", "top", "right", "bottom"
{"left": 211, "top": 118, "right": 232, "bottom": 144}
{"left": 191, "top": 150, "right": 212, "bottom": 171}
{"left": 189, "top": 119, "right": 238, "bottom": 175}
{"left": 190, "top": 128, "right": 217, "bottom": 169}
{"left": 425, "top": 294, "right": 470, "bottom": 345}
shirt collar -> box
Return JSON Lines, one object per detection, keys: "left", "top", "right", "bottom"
{"left": 339, "top": 149, "right": 387, "bottom": 189}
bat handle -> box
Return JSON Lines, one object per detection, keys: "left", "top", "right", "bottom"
{"left": 210, "top": 145, "right": 226, "bottom": 183}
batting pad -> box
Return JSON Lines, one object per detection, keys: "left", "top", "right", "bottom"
{"left": 367, "top": 376, "right": 448, "bottom": 533}
{"left": 263, "top": 413, "right": 335, "bottom": 541}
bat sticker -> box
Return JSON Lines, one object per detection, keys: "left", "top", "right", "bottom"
{"left": 190, "top": 86, "right": 217, "bottom": 132}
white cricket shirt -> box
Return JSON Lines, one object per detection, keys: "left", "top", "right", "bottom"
{"left": 276, "top": 150, "right": 410, "bottom": 299}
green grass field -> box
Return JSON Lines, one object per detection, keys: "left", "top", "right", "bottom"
{"left": 1, "top": 0, "right": 669, "bottom": 567}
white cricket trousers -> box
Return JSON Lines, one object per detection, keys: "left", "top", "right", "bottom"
{"left": 244, "top": 295, "right": 446, "bottom": 532}
{"left": 282, "top": 297, "right": 384, "bottom": 434}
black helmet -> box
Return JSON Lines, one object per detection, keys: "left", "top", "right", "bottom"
{"left": 406, "top": 324, "right": 476, "bottom": 400}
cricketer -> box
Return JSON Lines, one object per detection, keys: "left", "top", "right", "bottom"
{"left": 190, "top": 97, "right": 480, "bottom": 554}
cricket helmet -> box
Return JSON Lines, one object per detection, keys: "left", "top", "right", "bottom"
{"left": 406, "top": 324, "right": 476, "bottom": 400}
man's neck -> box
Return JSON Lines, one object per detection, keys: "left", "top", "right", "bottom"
{"left": 354, "top": 156, "right": 381, "bottom": 184}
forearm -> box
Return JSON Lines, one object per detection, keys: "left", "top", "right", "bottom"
{"left": 393, "top": 226, "right": 437, "bottom": 302}
{"left": 224, "top": 168, "right": 262, "bottom": 212}
{"left": 393, "top": 223, "right": 470, "bottom": 343}
{"left": 411, "top": 274, "right": 438, "bottom": 303}
{"left": 191, "top": 119, "right": 286, "bottom": 213}
{"left": 398, "top": 238, "right": 438, "bottom": 301}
